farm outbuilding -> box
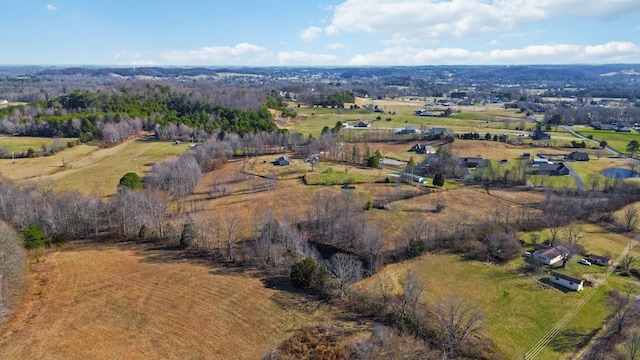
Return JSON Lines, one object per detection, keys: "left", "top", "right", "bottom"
{"left": 273, "top": 156, "right": 291, "bottom": 166}
{"left": 588, "top": 254, "right": 611, "bottom": 266}
{"left": 550, "top": 271, "right": 584, "bottom": 291}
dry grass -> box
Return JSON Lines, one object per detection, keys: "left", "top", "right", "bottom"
{"left": 0, "top": 138, "right": 191, "bottom": 196}
{"left": 0, "top": 242, "right": 328, "bottom": 360}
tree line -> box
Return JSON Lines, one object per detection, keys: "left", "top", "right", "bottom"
{"left": 0, "top": 84, "right": 279, "bottom": 141}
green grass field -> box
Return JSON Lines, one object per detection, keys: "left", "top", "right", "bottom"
{"left": 286, "top": 101, "right": 529, "bottom": 137}
{"left": 571, "top": 127, "right": 640, "bottom": 154}
{"left": 371, "top": 247, "right": 632, "bottom": 359}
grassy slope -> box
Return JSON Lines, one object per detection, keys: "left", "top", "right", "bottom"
{"left": 367, "top": 250, "right": 616, "bottom": 359}
{"left": 0, "top": 138, "right": 191, "bottom": 196}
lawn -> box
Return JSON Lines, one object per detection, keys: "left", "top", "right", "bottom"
{"left": 366, "top": 252, "right": 616, "bottom": 359}
{"left": 571, "top": 127, "right": 640, "bottom": 154}
{"left": 303, "top": 170, "right": 374, "bottom": 186}
{"left": 528, "top": 174, "right": 578, "bottom": 189}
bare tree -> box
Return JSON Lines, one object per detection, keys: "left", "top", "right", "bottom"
{"left": 623, "top": 204, "right": 639, "bottom": 232}
{"left": 0, "top": 223, "right": 27, "bottom": 320}
{"left": 393, "top": 270, "right": 426, "bottom": 323}
{"left": 560, "top": 225, "right": 583, "bottom": 267}
{"left": 324, "top": 253, "right": 362, "bottom": 298}
{"left": 621, "top": 253, "right": 636, "bottom": 272}
{"left": 223, "top": 213, "right": 239, "bottom": 259}
{"left": 435, "top": 295, "right": 485, "bottom": 359}
{"left": 586, "top": 173, "right": 601, "bottom": 191}
{"left": 607, "top": 290, "right": 636, "bottom": 334}
{"left": 626, "top": 328, "right": 640, "bottom": 360}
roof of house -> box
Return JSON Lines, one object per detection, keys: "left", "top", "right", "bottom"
{"left": 275, "top": 156, "right": 291, "bottom": 162}
{"left": 567, "top": 152, "right": 589, "bottom": 160}
{"left": 538, "top": 163, "right": 565, "bottom": 174}
{"left": 550, "top": 271, "right": 583, "bottom": 284}
{"left": 534, "top": 245, "right": 568, "bottom": 259}
{"left": 588, "top": 254, "right": 611, "bottom": 262}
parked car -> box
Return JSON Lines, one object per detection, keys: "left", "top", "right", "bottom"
{"left": 578, "top": 259, "right": 591, "bottom": 266}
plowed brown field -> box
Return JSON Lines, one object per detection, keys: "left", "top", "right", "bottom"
{"left": 0, "top": 243, "right": 321, "bottom": 360}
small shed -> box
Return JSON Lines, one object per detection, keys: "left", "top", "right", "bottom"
{"left": 550, "top": 271, "right": 584, "bottom": 291}
{"left": 588, "top": 254, "right": 611, "bottom": 266}
{"left": 354, "top": 121, "right": 371, "bottom": 128}
{"left": 274, "top": 156, "right": 291, "bottom": 166}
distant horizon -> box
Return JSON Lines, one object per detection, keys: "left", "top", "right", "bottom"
{"left": 2, "top": 63, "right": 640, "bottom": 69}
{"left": 3, "top": 1, "right": 640, "bottom": 66}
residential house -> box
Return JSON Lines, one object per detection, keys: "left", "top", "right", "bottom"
{"left": 588, "top": 254, "right": 611, "bottom": 266}
{"left": 550, "top": 271, "right": 584, "bottom": 291}
{"left": 354, "top": 121, "right": 371, "bottom": 128}
{"left": 533, "top": 245, "right": 569, "bottom": 265}
{"left": 531, "top": 130, "right": 551, "bottom": 141}
{"left": 538, "top": 163, "right": 570, "bottom": 176}
{"left": 428, "top": 128, "right": 449, "bottom": 137}
{"left": 461, "top": 157, "right": 488, "bottom": 168}
{"left": 410, "top": 143, "right": 436, "bottom": 154}
{"left": 274, "top": 156, "right": 291, "bottom": 166}
{"left": 566, "top": 152, "right": 589, "bottom": 162}
{"left": 397, "top": 126, "right": 418, "bottom": 135}
{"left": 415, "top": 109, "right": 435, "bottom": 116}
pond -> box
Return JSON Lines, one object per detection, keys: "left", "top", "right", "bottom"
{"left": 601, "top": 167, "right": 640, "bottom": 179}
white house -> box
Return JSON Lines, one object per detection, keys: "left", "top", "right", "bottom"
{"left": 532, "top": 245, "right": 568, "bottom": 265}
{"left": 550, "top": 271, "right": 583, "bottom": 291}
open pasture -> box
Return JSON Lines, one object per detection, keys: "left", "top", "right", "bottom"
{"left": 571, "top": 127, "right": 640, "bottom": 154}
{"left": 363, "top": 252, "right": 612, "bottom": 359}
{"left": 0, "top": 242, "right": 327, "bottom": 360}
{"left": 284, "top": 98, "right": 529, "bottom": 136}
{"left": 0, "top": 137, "right": 191, "bottom": 196}
{"left": 0, "top": 136, "right": 78, "bottom": 153}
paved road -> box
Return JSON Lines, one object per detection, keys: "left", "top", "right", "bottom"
{"left": 562, "top": 162, "right": 584, "bottom": 190}
{"left": 561, "top": 125, "right": 619, "bottom": 156}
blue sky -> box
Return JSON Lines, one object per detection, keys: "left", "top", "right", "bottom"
{"left": 2, "top": 0, "right": 640, "bottom": 66}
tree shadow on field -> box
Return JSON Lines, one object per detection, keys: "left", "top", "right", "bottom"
{"left": 547, "top": 326, "right": 594, "bottom": 353}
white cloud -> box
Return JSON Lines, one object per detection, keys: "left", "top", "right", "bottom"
{"left": 636, "top": 24, "right": 640, "bottom": 31}
{"left": 46, "top": 4, "right": 57, "bottom": 11}
{"left": 326, "top": 43, "right": 347, "bottom": 50}
{"left": 114, "top": 51, "right": 142, "bottom": 59}
{"left": 299, "top": 26, "right": 323, "bottom": 42}
{"left": 327, "top": 0, "right": 640, "bottom": 42}
{"left": 131, "top": 60, "right": 155, "bottom": 66}
{"left": 487, "top": 40, "right": 500, "bottom": 46}
{"left": 161, "top": 43, "right": 270, "bottom": 64}
{"left": 348, "top": 41, "right": 640, "bottom": 65}
{"left": 278, "top": 51, "right": 340, "bottom": 66}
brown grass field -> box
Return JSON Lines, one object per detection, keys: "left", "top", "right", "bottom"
{"left": 0, "top": 242, "right": 334, "bottom": 360}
